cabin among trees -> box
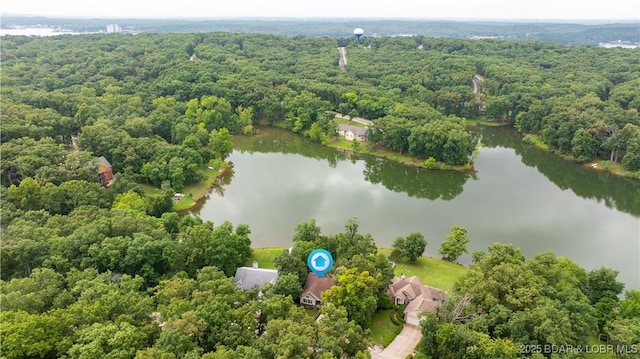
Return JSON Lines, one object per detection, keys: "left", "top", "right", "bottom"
{"left": 97, "top": 156, "right": 114, "bottom": 187}
{"left": 337, "top": 124, "right": 367, "bottom": 142}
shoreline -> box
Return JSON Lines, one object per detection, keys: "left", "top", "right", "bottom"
{"left": 170, "top": 163, "right": 231, "bottom": 211}
{"left": 522, "top": 133, "right": 639, "bottom": 180}
{"left": 325, "top": 138, "right": 475, "bottom": 172}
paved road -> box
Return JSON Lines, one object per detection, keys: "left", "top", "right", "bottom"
{"left": 472, "top": 74, "right": 484, "bottom": 95}
{"left": 370, "top": 325, "right": 422, "bottom": 359}
{"left": 333, "top": 113, "right": 372, "bottom": 127}
{"left": 338, "top": 47, "right": 347, "bottom": 71}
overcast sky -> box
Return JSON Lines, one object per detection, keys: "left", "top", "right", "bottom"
{"left": 2, "top": 0, "right": 639, "bottom": 20}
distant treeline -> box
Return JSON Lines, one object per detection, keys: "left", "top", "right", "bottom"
{"left": 2, "top": 16, "right": 639, "bottom": 46}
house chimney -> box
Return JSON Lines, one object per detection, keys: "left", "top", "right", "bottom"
{"left": 253, "top": 261, "right": 258, "bottom": 269}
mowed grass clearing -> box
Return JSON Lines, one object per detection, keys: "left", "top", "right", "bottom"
{"left": 379, "top": 249, "right": 468, "bottom": 292}
{"left": 334, "top": 117, "right": 368, "bottom": 128}
{"left": 246, "top": 247, "right": 285, "bottom": 269}
{"left": 172, "top": 166, "right": 223, "bottom": 211}
{"left": 367, "top": 309, "right": 402, "bottom": 346}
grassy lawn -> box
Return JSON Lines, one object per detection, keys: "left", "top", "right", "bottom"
{"left": 585, "top": 333, "right": 615, "bottom": 359}
{"left": 327, "top": 138, "right": 473, "bottom": 172}
{"left": 367, "top": 309, "right": 403, "bottom": 346}
{"left": 139, "top": 183, "right": 162, "bottom": 195}
{"left": 246, "top": 247, "right": 285, "bottom": 269}
{"left": 306, "top": 308, "right": 320, "bottom": 320}
{"left": 589, "top": 159, "right": 636, "bottom": 179}
{"left": 379, "top": 249, "right": 468, "bottom": 292}
{"left": 334, "top": 117, "right": 368, "bottom": 128}
{"left": 465, "top": 118, "right": 512, "bottom": 127}
{"left": 522, "top": 133, "right": 551, "bottom": 151}
{"left": 172, "top": 165, "right": 224, "bottom": 211}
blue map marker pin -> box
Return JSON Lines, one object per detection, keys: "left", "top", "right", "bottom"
{"left": 307, "top": 249, "right": 334, "bottom": 277}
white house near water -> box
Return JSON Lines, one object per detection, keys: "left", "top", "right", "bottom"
{"left": 337, "top": 124, "right": 367, "bottom": 142}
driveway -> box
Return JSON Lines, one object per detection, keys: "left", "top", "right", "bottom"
{"left": 370, "top": 325, "right": 422, "bottom": 359}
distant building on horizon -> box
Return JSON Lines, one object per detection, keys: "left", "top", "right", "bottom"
{"left": 106, "top": 24, "right": 122, "bottom": 33}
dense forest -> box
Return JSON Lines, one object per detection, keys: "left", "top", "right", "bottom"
{"left": 1, "top": 31, "right": 640, "bottom": 358}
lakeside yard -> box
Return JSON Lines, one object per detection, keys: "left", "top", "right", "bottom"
{"left": 326, "top": 137, "right": 474, "bottom": 172}
{"left": 246, "top": 247, "right": 284, "bottom": 269}
{"left": 172, "top": 164, "right": 229, "bottom": 211}
{"left": 138, "top": 161, "right": 230, "bottom": 211}
{"left": 248, "top": 247, "right": 468, "bottom": 292}
{"left": 378, "top": 248, "right": 468, "bottom": 292}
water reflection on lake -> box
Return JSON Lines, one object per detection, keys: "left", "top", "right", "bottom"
{"left": 187, "top": 126, "right": 640, "bottom": 290}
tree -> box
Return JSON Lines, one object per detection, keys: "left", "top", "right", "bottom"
{"left": 209, "top": 128, "right": 233, "bottom": 160}
{"left": 604, "top": 318, "right": 640, "bottom": 358}
{"left": 418, "top": 312, "right": 519, "bottom": 359}
{"left": 392, "top": 232, "right": 427, "bottom": 263}
{"left": 322, "top": 268, "right": 378, "bottom": 327}
{"left": 316, "top": 305, "right": 370, "bottom": 357}
{"left": 268, "top": 273, "right": 303, "bottom": 301}
{"left": 571, "top": 128, "right": 598, "bottom": 163}
{"left": 112, "top": 190, "right": 148, "bottom": 213}
{"left": 619, "top": 290, "right": 640, "bottom": 319}
{"left": 67, "top": 321, "right": 153, "bottom": 359}
{"left": 274, "top": 249, "right": 308, "bottom": 285}
{"left": 334, "top": 218, "right": 377, "bottom": 261}
{"left": 439, "top": 225, "right": 470, "bottom": 262}
{"left": 292, "top": 219, "right": 321, "bottom": 242}
{"left": 0, "top": 310, "right": 72, "bottom": 359}
{"left": 623, "top": 135, "right": 640, "bottom": 171}
{"left": 457, "top": 245, "right": 598, "bottom": 354}
{"left": 404, "top": 232, "right": 427, "bottom": 263}
{"left": 585, "top": 267, "right": 625, "bottom": 305}
{"left": 177, "top": 221, "right": 252, "bottom": 277}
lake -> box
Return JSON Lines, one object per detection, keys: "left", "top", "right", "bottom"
{"left": 186, "top": 126, "right": 640, "bottom": 290}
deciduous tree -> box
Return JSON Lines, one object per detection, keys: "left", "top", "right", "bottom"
{"left": 439, "top": 225, "right": 470, "bottom": 262}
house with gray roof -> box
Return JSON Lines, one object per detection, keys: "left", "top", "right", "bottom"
{"left": 234, "top": 262, "right": 279, "bottom": 291}
{"left": 337, "top": 124, "right": 367, "bottom": 142}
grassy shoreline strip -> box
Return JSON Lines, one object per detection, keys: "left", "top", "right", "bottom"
{"left": 172, "top": 165, "right": 224, "bottom": 211}
{"left": 523, "top": 133, "right": 638, "bottom": 179}
{"left": 326, "top": 138, "right": 474, "bottom": 172}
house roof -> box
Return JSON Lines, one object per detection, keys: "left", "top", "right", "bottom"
{"left": 234, "top": 267, "right": 279, "bottom": 291}
{"left": 389, "top": 276, "right": 424, "bottom": 301}
{"left": 389, "top": 276, "right": 446, "bottom": 315}
{"left": 97, "top": 156, "right": 112, "bottom": 170}
{"left": 404, "top": 295, "right": 439, "bottom": 316}
{"left": 337, "top": 124, "right": 367, "bottom": 137}
{"left": 302, "top": 272, "right": 335, "bottom": 300}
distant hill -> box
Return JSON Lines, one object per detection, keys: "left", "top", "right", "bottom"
{"left": 1, "top": 16, "right": 638, "bottom": 46}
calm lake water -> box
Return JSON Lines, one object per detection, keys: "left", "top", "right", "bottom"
{"left": 187, "top": 126, "right": 640, "bottom": 290}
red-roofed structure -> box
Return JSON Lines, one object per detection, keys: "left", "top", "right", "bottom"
{"left": 300, "top": 272, "right": 334, "bottom": 308}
